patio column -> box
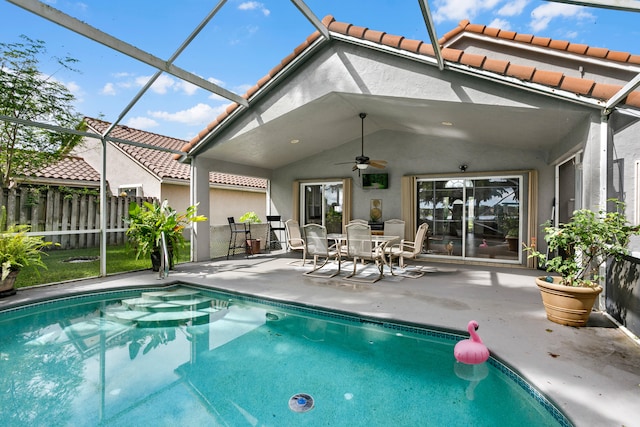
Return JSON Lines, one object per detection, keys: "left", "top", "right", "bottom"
{"left": 191, "top": 156, "right": 210, "bottom": 262}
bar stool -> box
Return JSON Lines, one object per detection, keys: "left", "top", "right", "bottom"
{"left": 266, "top": 215, "right": 286, "bottom": 251}
{"left": 227, "top": 217, "right": 251, "bottom": 259}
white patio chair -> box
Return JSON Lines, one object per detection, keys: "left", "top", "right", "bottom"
{"left": 386, "top": 223, "right": 429, "bottom": 278}
{"left": 302, "top": 224, "right": 341, "bottom": 277}
{"left": 344, "top": 222, "right": 388, "bottom": 283}
{"left": 383, "top": 219, "right": 405, "bottom": 246}
{"left": 285, "top": 219, "right": 306, "bottom": 265}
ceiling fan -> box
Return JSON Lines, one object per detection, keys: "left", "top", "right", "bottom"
{"left": 338, "top": 112, "right": 387, "bottom": 175}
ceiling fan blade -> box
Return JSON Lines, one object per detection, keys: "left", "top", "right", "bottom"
{"left": 352, "top": 164, "right": 358, "bottom": 172}
{"left": 369, "top": 160, "right": 387, "bottom": 169}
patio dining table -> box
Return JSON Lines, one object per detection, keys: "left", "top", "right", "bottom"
{"left": 327, "top": 233, "right": 399, "bottom": 275}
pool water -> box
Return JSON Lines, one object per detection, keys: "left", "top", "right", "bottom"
{"left": 0, "top": 285, "right": 569, "bottom": 426}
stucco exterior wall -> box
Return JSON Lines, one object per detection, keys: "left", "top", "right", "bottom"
{"left": 610, "top": 114, "right": 640, "bottom": 252}
{"left": 161, "top": 183, "right": 266, "bottom": 225}
{"left": 209, "top": 187, "right": 266, "bottom": 225}
{"left": 76, "top": 136, "right": 161, "bottom": 197}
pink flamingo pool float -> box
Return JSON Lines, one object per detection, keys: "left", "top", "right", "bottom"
{"left": 454, "top": 320, "right": 490, "bottom": 364}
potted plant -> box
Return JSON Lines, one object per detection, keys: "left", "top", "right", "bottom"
{"left": 525, "top": 199, "right": 640, "bottom": 326}
{"left": 0, "top": 207, "right": 55, "bottom": 296}
{"left": 239, "top": 211, "right": 262, "bottom": 254}
{"left": 126, "top": 200, "right": 207, "bottom": 272}
{"left": 500, "top": 214, "right": 519, "bottom": 251}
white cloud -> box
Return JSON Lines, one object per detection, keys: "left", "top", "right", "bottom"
{"left": 488, "top": 18, "right": 511, "bottom": 31}
{"left": 208, "top": 76, "right": 225, "bottom": 86}
{"left": 148, "top": 103, "right": 225, "bottom": 126}
{"left": 126, "top": 116, "right": 159, "bottom": 130}
{"left": 176, "top": 80, "right": 199, "bottom": 96}
{"left": 108, "top": 72, "right": 222, "bottom": 97}
{"left": 432, "top": 0, "right": 501, "bottom": 23}
{"left": 238, "top": 1, "right": 270, "bottom": 16}
{"left": 530, "top": 3, "right": 594, "bottom": 32}
{"left": 498, "top": 0, "right": 528, "bottom": 17}
{"left": 148, "top": 74, "right": 175, "bottom": 94}
{"left": 101, "top": 82, "right": 116, "bottom": 96}
{"left": 65, "top": 80, "right": 83, "bottom": 101}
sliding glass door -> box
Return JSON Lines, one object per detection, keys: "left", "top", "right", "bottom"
{"left": 300, "top": 181, "right": 343, "bottom": 234}
{"left": 417, "top": 175, "right": 521, "bottom": 262}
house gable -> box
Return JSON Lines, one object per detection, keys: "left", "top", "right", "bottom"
{"left": 179, "top": 15, "right": 640, "bottom": 160}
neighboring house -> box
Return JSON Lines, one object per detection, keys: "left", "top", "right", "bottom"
{"left": 79, "top": 117, "right": 267, "bottom": 225}
{"left": 16, "top": 155, "right": 101, "bottom": 189}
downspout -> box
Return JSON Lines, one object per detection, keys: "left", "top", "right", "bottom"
{"left": 598, "top": 112, "right": 609, "bottom": 310}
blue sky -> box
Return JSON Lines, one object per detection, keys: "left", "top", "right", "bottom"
{"left": 1, "top": 0, "right": 638, "bottom": 141}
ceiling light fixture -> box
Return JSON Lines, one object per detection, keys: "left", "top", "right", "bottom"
{"left": 356, "top": 163, "right": 368, "bottom": 170}
{"left": 441, "top": 121, "right": 453, "bottom": 126}
{"left": 290, "top": 139, "right": 300, "bottom": 144}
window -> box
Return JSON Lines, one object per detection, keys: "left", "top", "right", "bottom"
{"left": 417, "top": 175, "right": 522, "bottom": 263}
{"left": 118, "top": 184, "right": 143, "bottom": 197}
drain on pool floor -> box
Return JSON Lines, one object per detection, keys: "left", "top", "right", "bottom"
{"left": 289, "top": 393, "right": 314, "bottom": 412}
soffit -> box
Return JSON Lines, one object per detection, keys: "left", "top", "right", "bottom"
{"left": 195, "top": 92, "right": 591, "bottom": 170}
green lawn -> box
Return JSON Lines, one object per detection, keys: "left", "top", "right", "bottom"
{"left": 15, "top": 244, "right": 191, "bottom": 288}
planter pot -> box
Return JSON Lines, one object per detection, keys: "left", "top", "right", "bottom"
{"left": 246, "top": 239, "right": 261, "bottom": 255}
{"left": 0, "top": 270, "right": 19, "bottom": 297}
{"left": 151, "top": 246, "right": 174, "bottom": 272}
{"left": 535, "top": 276, "right": 602, "bottom": 327}
{"left": 505, "top": 236, "right": 518, "bottom": 251}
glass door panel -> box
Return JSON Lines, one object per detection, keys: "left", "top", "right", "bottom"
{"left": 301, "top": 182, "right": 343, "bottom": 233}
{"left": 418, "top": 176, "right": 521, "bottom": 262}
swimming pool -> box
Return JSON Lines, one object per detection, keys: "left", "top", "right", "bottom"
{"left": 0, "top": 284, "right": 570, "bottom": 426}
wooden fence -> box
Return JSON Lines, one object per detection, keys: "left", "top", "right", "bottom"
{"left": 1, "top": 187, "right": 156, "bottom": 249}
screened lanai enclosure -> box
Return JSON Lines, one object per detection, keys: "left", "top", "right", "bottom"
{"left": 1, "top": 0, "right": 640, "bottom": 282}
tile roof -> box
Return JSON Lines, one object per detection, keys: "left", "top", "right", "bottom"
{"left": 22, "top": 155, "right": 100, "bottom": 184}
{"left": 84, "top": 117, "right": 266, "bottom": 189}
{"left": 177, "top": 15, "right": 640, "bottom": 157}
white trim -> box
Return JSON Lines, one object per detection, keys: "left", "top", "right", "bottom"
{"left": 446, "top": 32, "right": 640, "bottom": 73}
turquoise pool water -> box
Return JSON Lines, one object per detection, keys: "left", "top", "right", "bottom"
{"left": 0, "top": 285, "right": 570, "bottom": 426}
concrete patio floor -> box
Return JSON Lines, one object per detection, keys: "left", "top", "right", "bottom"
{"left": 2, "top": 253, "right": 639, "bottom": 426}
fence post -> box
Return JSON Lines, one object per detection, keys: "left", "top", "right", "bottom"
{"left": 78, "top": 194, "right": 87, "bottom": 248}
{"left": 87, "top": 194, "right": 96, "bottom": 247}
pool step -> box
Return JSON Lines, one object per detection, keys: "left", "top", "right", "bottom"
{"left": 121, "top": 296, "right": 214, "bottom": 312}
{"left": 103, "top": 287, "right": 227, "bottom": 328}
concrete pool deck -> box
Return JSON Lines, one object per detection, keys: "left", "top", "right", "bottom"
{"left": 2, "top": 254, "right": 639, "bottom": 426}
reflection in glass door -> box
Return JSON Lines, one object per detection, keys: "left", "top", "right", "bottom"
{"left": 417, "top": 176, "right": 521, "bottom": 262}
{"left": 300, "top": 182, "right": 343, "bottom": 234}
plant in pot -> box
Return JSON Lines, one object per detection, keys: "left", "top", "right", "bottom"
{"left": 239, "top": 211, "right": 262, "bottom": 254}
{"left": 0, "top": 207, "right": 55, "bottom": 297}
{"left": 525, "top": 199, "right": 640, "bottom": 326}
{"left": 126, "top": 200, "right": 207, "bottom": 272}
{"left": 500, "top": 214, "right": 519, "bottom": 251}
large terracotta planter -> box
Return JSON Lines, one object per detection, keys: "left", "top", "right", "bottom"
{"left": 0, "top": 270, "right": 19, "bottom": 297}
{"left": 535, "top": 276, "right": 602, "bottom": 327}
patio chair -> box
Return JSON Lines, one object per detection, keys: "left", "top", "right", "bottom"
{"left": 227, "top": 217, "right": 251, "bottom": 259}
{"left": 285, "top": 219, "right": 306, "bottom": 265}
{"left": 302, "top": 224, "right": 341, "bottom": 277}
{"left": 344, "top": 222, "right": 388, "bottom": 283}
{"left": 349, "top": 219, "right": 369, "bottom": 225}
{"left": 383, "top": 219, "right": 405, "bottom": 245}
{"left": 343, "top": 218, "right": 369, "bottom": 234}
{"left": 386, "top": 223, "right": 429, "bottom": 278}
